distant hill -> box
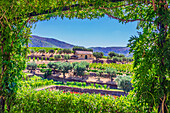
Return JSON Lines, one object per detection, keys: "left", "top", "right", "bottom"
{"left": 28, "top": 35, "right": 75, "bottom": 48}
{"left": 29, "top": 35, "right": 133, "bottom": 57}
{"left": 89, "top": 47, "right": 133, "bottom": 57}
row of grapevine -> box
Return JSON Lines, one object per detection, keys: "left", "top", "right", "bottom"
{"left": 29, "top": 47, "right": 59, "bottom": 53}
{"left": 89, "top": 63, "right": 133, "bottom": 73}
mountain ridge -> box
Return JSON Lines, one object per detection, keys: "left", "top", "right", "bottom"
{"left": 29, "top": 35, "right": 132, "bottom": 57}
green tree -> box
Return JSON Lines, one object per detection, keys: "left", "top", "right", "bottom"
{"left": 122, "top": 57, "right": 127, "bottom": 62}
{"left": 105, "top": 67, "right": 117, "bottom": 82}
{"left": 48, "top": 62, "right": 61, "bottom": 74}
{"left": 40, "top": 68, "right": 52, "bottom": 79}
{"left": 118, "top": 57, "right": 123, "bottom": 62}
{"left": 98, "top": 70, "right": 104, "bottom": 77}
{"left": 27, "top": 62, "right": 37, "bottom": 75}
{"left": 117, "top": 54, "right": 125, "bottom": 57}
{"left": 115, "top": 76, "right": 133, "bottom": 93}
{"left": 108, "top": 52, "right": 117, "bottom": 58}
{"left": 72, "top": 46, "right": 93, "bottom": 53}
{"left": 93, "top": 52, "right": 104, "bottom": 60}
{"left": 63, "top": 48, "right": 72, "bottom": 54}
{"left": 49, "top": 49, "right": 55, "bottom": 54}
{"left": 74, "top": 64, "right": 86, "bottom": 80}
{"left": 64, "top": 54, "right": 71, "bottom": 62}
{"left": 58, "top": 62, "right": 73, "bottom": 83}
{"left": 39, "top": 49, "right": 46, "bottom": 54}
{"left": 72, "top": 62, "right": 79, "bottom": 68}
{"left": 112, "top": 56, "right": 118, "bottom": 62}
{"left": 54, "top": 54, "right": 61, "bottom": 60}
{"left": 80, "top": 61, "right": 90, "bottom": 70}
{"left": 58, "top": 49, "right": 63, "bottom": 54}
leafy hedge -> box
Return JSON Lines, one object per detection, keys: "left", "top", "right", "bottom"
{"left": 10, "top": 75, "right": 147, "bottom": 113}
{"left": 11, "top": 88, "right": 147, "bottom": 113}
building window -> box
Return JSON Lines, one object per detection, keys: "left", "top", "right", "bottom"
{"left": 90, "top": 55, "right": 91, "bottom": 57}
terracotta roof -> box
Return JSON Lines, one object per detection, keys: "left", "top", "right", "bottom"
{"left": 75, "top": 50, "right": 93, "bottom": 55}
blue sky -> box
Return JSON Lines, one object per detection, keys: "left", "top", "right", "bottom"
{"left": 31, "top": 15, "right": 141, "bottom": 48}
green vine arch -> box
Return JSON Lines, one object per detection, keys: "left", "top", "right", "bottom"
{"left": 0, "top": 0, "right": 169, "bottom": 112}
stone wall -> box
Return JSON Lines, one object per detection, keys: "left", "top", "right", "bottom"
{"left": 36, "top": 85, "right": 127, "bottom": 97}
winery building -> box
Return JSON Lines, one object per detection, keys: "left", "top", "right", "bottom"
{"left": 75, "top": 50, "right": 94, "bottom": 60}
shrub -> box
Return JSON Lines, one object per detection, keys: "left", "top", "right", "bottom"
{"left": 64, "top": 54, "right": 71, "bottom": 61}
{"left": 71, "top": 82, "right": 75, "bottom": 86}
{"left": 122, "top": 57, "right": 127, "bottom": 61}
{"left": 72, "top": 46, "right": 93, "bottom": 53}
{"left": 127, "top": 57, "right": 133, "bottom": 62}
{"left": 27, "top": 62, "right": 37, "bottom": 74}
{"left": 93, "top": 52, "right": 104, "bottom": 60}
{"left": 58, "top": 62, "right": 73, "bottom": 83}
{"left": 102, "top": 56, "right": 107, "bottom": 59}
{"left": 108, "top": 52, "right": 117, "bottom": 58}
{"left": 105, "top": 67, "right": 117, "bottom": 82}
{"left": 43, "top": 69, "right": 52, "bottom": 79}
{"left": 47, "top": 62, "right": 53, "bottom": 68}
{"left": 90, "top": 83, "right": 94, "bottom": 88}
{"left": 49, "top": 49, "right": 55, "bottom": 53}
{"left": 75, "top": 82, "right": 79, "bottom": 86}
{"left": 58, "top": 49, "right": 63, "bottom": 54}
{"left": 63, "top": 48, "right": 72, "bottom": 54}
{"left": 85, "top": 72, "right": 90, "bottom": 76}
{"left": 66, "top": 81, "right": 71, "bottom": 85}
{"left": 39, "top": 49, "right": 46, "bottom": 53}
{"left": 96, "top": 72, "right": 100, "bottom": 76}
{"left": 86, "top": 70, "right": 90, "bottom": 72}
{"left": 112, "top": 56, "right": 118, "bottom": 62}
{"left": 78, "top": 82, "right": 82, "bottom": 87}
{"left": 98, "top": 70, "right": 103, "bottom": 76}
{"left": 74, "top": 64, "right": 86, "bottom": 79}
{"left": 41, "top": 63, "right": 47, "bottom": 69}
{"left": 91, "top": 69, "right": 98, "bottom": 72}
{"left": 80, "top": 61, "right": 90, "bottom": 69}
{"left": 72, "top": 62, "right": 79, "bottom": 67}
{"left": 117, "top": 54, "right": 125, "bottom": 57}
{"left": 82, "top": 82, "right": 86, "bottom": 87}
{"left": 107, "top": 56, "right": 111, "bottom": 60}
{"left": 99, "top": 84, "right": 103, "bottom": 89}
{"left": 95, "top": 84, "right": 99, "bottom": 88}
{"left": 33, "top": 57, "right": 35, "bottom": 61}
{"left": 45, "top": 57, "right": 47, "bottom": 60}
{"left": 126, "top": 73, "right": 131, "bottom": 76}
{"left": 119, "top": 72, "right": 123, "bottom": 75}
{"left": 115, "top": 76, "right": 133, "bottom": 93}
{"left": 49, "top": 57, "right": 55, "bottom": 61}
{"left": 47, "top": 62, "right": 61, "bottom": 74}
{"left": 54, "top": 54, "right": 61, "bottom": 60}
{"left": 104, "top": 84, "right": 107, "bottom": 89}
{"left": 41, "top": 57, "right": 44, "bottom": 61}
{"left": 40, "top": 68, "right": 46, "bottom": 73}
{"left": 118, "top": 57, "right": 123, "bottom": 62}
